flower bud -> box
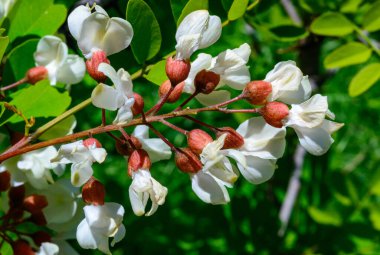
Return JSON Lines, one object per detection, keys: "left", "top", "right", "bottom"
{"left": 165, "top": 56, "right": 191, "bottom": 86}
{"left": 23, "top": 195, "right": 48, "bottom": 214}
{"left": 131, "top": 93, "right": 144, "bottom": 115}
{"left": 9, "top": 185, "right": 25, "bottom": 208}
{"left": 32, "top": 231, "right": 51, "bottom": 246}
{"left": 29, "top": 211, "right": 47, "bottom": 226}
{"left": 175, "top": 148, "right": 203, "bottom": 174}
{"left": 194, "top": 70, "right": 220, "bottom": 94}
{"left": 260, "top": 102, "right": 289, "bottom": 128}
{"left": 128, "top": 149, "right": 151, "bottom": 176}
{"left": 26, "top": 66, "right": 48, "bottom": 85}
{"left": 187, "top": 129, "right": 213, "bottom": 155}
{"left": 115, "top": 136, "right": 142, "bottom": 156}
{"left": 86, "top": 50, "right": 110, "bottom": 83}
{"left": 12, "top": 240, "right": 35, "bottom": 255}
{"left": 82, "top": 177, "right": 106, "bottom": 206}
{"left": 216, "top": 127, "right": 244, "bottom": 149}
{"left": 83, "top": 138, "right": 102, "bottom": 148}
{"left": 243, "top": 80, "right": 272, "bottom": 105}
{"left": 0, "top": 170, "right": 11, "bottom": 191}
{"left": 159, "top": 80, "right": 185, "bottom": 103}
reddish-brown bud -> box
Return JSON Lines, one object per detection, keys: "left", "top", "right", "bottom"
{"left": 86, "top": 50, "right": 110, "bottom": 83}
{"left": 9, "top": 185, "right": 25, "bottom": 208}
{"left": 26, "top": 66, "right": 48, "bottom": 85}
{"left": 159, "top": 80, "right": 185, "bottom": 103}
{"left": 187, "top": 129, "right": 213, "bottom": 155}
{"left": 194, "top": 70, "right": 220, "bottom": 94}
{"left": 115, "top": 136, "right": 142, "bottom": 156}
{"left": 29, "top": 211, "right": 47, "bottom": 226}
{"left": 128, "top": 149, "right": 151, "bottom": 176}
{"left": 32, "top": 231, "right": 51, "bottom": 246}
{"left": 23, "top": 195, "right": 48, "bottom": 214}
{"left": 260, "top": 102, "right": 289, "bottom": 128}
{"left": 175, "top": 148, "right": 203, "bottom": 174}
{"left": 243, "top": 80, "right": 272, "bottom": 105}
{"left": 12, "top": 240, "right": 35, "bottom": 255}
{"left": 131, "top": 93, "right": 144, "bottom": 115}
{"left": 0, "top": 170, "right": 11, "bottom": 191}
{"left": 82, "top": 177, "right": 106, "bottom": 206}
{"left": 165, "top": 56, "right": 191, "bottom": 86}
{"left": 83, "top": 138, "right": 102, "bottom": 148}
{"left": 216, "top": 127, "right": 245, "bottom": 149}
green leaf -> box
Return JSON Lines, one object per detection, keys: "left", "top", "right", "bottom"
{"left": 307, "top": 206, "right": 342, "bottom": 226}
{"left": 170, "top": 0, "right": 188, "bottom": 23}
{"left": 144, "top": 60, "right": 168, "bottom": 85}
{"left": 222, "top": 0, "right": 233, "bottom": 11}
{"left": 7, "top": 0, "right": 67, "bottom": 42}
{"left": 268, "top": 25, "right": 309, "bottom": 42}
{"left": 310, "top": 12, "right": 354, "bottom": 36}
{"left": 127, "top": 0, "right": 162, "bottom": 64}
{"left": 0, "top": 35, "right": 9, "bottom": 60}
{"left": 1, "top": 80, "right": 71, "bottom": 125}
{"left": 228, "top": 0, "right": 249, "bottom": 21}
{"left": 349, "top": 63, "right": 380, "bottom": 97}
{"left": 177, "top": 0, "right": 208, "bottom": 26}
{"left": 340, "top": 0, "right": 363, "bottom": 13}
{"left": 324, "top": 42, "right": 372, "bottom": 69}
{"left": 369, "top": 168, "right": 380, "bottom": 196}
{"left": 0, "top": 240, "right": 13, "bottom": 255}
{"left": 362, "top": 0, "right": 380, "bottom": 32}
{"left": 39, "top": 116, "right": 76, "bottom": 140}
{"left": 369, "top": 205, "right": 380, "bottom": 230}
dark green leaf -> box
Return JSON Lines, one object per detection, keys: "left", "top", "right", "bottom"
{"left": 177, "top": 0, "right": 208, "bottom": 26}
{"left": 324, "top": 42, "right": 372, "bottom": 69}
{"left": 170, "top": 0, "right": 188, "bottom": 23}
{"left": 268, "top": 25, "right": 309, "bottom": 42}
{"left": 0, "top": 35, "right": 9, "bottom": 61}
{"left": 228, "top": 0, "right": 249, "bottom": 21}
{"left": 310, "top": 12, "right": 354, "bottom": 36}
{"left": 144, "top": 60, "right": 168, "bottom": 85}
{"left": 349, "top": 63, "right": 380, "bottom": 97}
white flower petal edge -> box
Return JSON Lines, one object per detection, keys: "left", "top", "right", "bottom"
{"left": 36, "top": 242, "right": 59, "bottom": 255}
{"left": 191, "top": 171, "right": 230, "bottom": 205}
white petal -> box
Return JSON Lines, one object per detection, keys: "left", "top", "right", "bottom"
{"left": 71, "top": 161, "right": 93, "bottom": 187}
{"left": 129, "top": 185, "right": 146, "bottom": 216}
{"left": 115, "top": 68, "right": 134, "bottom": 98}
{"left": 67, "top": 5, "right": 91, "bottom": 40}
{"left": 140, "top": 138, "right": 172, "bottom": 163}
{"left": 76, "top": 219, "right": 97, "bottom": 250}
{"left": 175, "top": 34, "right": 201, "bottom": 60}
{"left": 198, "top": 15, "right": 222, "bottom": 49}
{"left": 132, "top": 125, "right": 150, "bottom": 139}
{"left": 56, "top": 55, "right": 86, "bottom": 85}
{"left": 195, "top": 90, "right": 231, "bottom": 106}
{"left": 220, "top": 67, "right": 250, "bottom": 90}
{"left": 111, "top": 224, "right": 126, "bottom": 246}
{"left": 91, "top": 83, "right": 125, "bottom": 110}
{"left": 36, "top": 242, "right": 59, "bottom": 255}
{"left": 277, "top": 75, "right": 312, "bottom": 104}
{"left": 113, "top": 97, "right": 135, "bottom": 124}
{"left": 183, "top": 53, "right": 213, "bottom": 93}
{"left": 88, "top": 147, "right": 107, "bottom": 163}
{"left": 191, "top": 172, "right": 230, "bottom": 205}
{"left": 176, "top": 10, "right": 209, "bottom": 42}
{"left": 238, "top": 156, "right": 276, "bottom": 184}
{"left": 101, "top": 17, "right": 134, "bottom": 56}
{"left": 232, "top": 43, "right": 251, "bottom": 62}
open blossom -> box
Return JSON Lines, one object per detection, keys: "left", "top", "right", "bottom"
{"left": 184, "top": 43, "right": 251, "bottom": 105}
{"left": 36, "top": 242, "right": 59, "bottom": 255}
{"left": 175, "top": 10, "right": 222, "bottom": 60}
{"left": 283, "top": 94, "right": 344, "bottom": 155}
{"left": 76, "top": 202, "right": 125, "bottom": 255}
{"left": 91, "top": 63, "right": 135, "bottom": 124}
{"left": 34, "top": 36, "right": 85, "bottom": 85}
{"left": 68, "top": 4, "right": 133, "bottom": 59}
{"left": 51, "top": 139, "right": 107, "bottom": 187}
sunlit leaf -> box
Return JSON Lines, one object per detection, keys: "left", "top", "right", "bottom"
{"left": 324, "top": 42, "right": 372, "bottom": 69}
{"left": 144, "top": 60, "right": 168, "bottom": 86}
{"left": 349, "top": 63, "right": 380, "bottom": 97}
{"left": 177, "top": 0, "right": 208, "bottom": 26}
{"left": 310, "top": 12, "right": 354, "bottom": 36}
{"left": 307, "top": 206, "right": 342, "bottom": 226}
{"left": 362, "top": 0, "right": 380, "bottom": 32}
{"left": 228, "top": 0, "right": 249, "bottom": 21}
{"left": 0, "top": 35, "right": 9, "bottom": 60}
{"left": 39, "top": 116, "right": 76, "bottom": 140}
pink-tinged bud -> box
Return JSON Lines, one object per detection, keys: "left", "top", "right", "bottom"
{"left": 165, "top": 56, "right": 191, "bottom": 86}
{"left": 131, "top": 93, "right": 144, "bottom": 115}
{"left": 159, "top": 80, "right": 185, "bottom": 103}
{"left": 26, "top": 66, "right": 48, "bottom": 85}
{"left": 12, "top": 240, "right": 35, "bottom": 255}
{"left": 187, "top": 129, "right": 213, "bottom": 155}
{"left": 128, "top": 149, "right": 151, "bottom": 176}
{"left": 260, "top": 102, "right": 289, "bottom": 128}
{"left": 9, "top": 185, "right": 25, "bottom": 208}
{"left": 86, "top": 50, "right": 110, "bottom": 83}
{"left": 83, "top": 138, "right": 102, "bottom": 148}
{"left": 175, "top": 148, "right": 203, "bottom": 174}
{"left": 32, "top": 231, "right": 51, "bottom": 246}
{"left": 116, "top": 136, "right": 142, "bottom": 156}
{"left": 216, "top": 127, "right": 245, "bottom": 149}
{"left": 23, "top": 195, "right": 48, "bottom": 214}
{"left": 0, "top": 170, "right": 11, "bottom": 191}
{"left": 194, "top": 70, "right": 220, "bottom": 94}
{"left": 243, "top": 80, "right": 272, "bottom": 105}
{"left": 29, "top": 211, "right": 47, "bottom": 226}
{"left": 82, "top": 177, "right": 106, "bottom": 206}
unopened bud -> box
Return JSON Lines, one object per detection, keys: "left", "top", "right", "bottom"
{"left": 131, "top": 93, "right": 144, "bottom": 115}
{"left": 0, "top": 170, "right": 11, "bottom": 191}
{"left": 9, "top": 185, "right": 25, "bottom": 208}
{"left": 86, "top": 50, "right": 110, "bottom": 83}
{"left": 243, "top": 80, "right": 272, "bottom": 105}
{"left": 175, "top": 148, "right": 203, "bottom": 173}
{"left": 12, "top": 240, "right": 35, "bottom": 255}
{"left": 32, "top": 231, "right": 51, "bottom": 246}
{"left": 83, "top": 138, "right": 102, "bottom": 148}
{"left": 29, "top": 211, "right": 47, "bottom": 226}
{"left": 116, "top": 136, "right": 142, "bottom": 156}
{"left": 194, "top": 70, "right": 220, "bottom": 94}
{"left": 128, "top": 149, "right": 151, "bottom": 176}
{"left": 26, "top": 66, "right": 48, "bottom": 85}
{"left": 216, "top": 127, "right": 244, "bottom": 149}
{"left": 23, "top": 195, "right": 48, "bottom": 214}
{"left": 260, "top": 102, "right": 289, "bottom": 128}
{"left": 159, "top": 80, "right": 185, "bottom": 103}
{"left": 82, "top": 177, "right": 105, "bottom": 206}
{"left": 165, "top": 56, "right": 190, "bottom": 86}
{"left": 187, "top": 129, "right": 213, "bottom": 155}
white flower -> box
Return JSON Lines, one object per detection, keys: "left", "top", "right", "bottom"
{"left": 0, "top": 0, "right": 16, "bottom": 18}
{"left": 51, "top": 140, "right": 107, "bottom": 187}
{"left": 91, "top": 63, "right": 135, "bottom": 124}
{"left": 76, "top": 202, "right": 126, "bottom": 255}
{"left": 265, "top": 61, "right": 312, "bottom": 104}
{"left": 34, "top": 36, "right": 86, "bottom": 85}
{"left": 68, "top": 4, "right": 133, "bottom": 59}
{"left": 284, "top": 94, "right": 344, "bottom": 155}
{"left": 183, "top": 43, "right": 251, "bottom": 106}
{"left": 175, "top": 10, "right": 222, "bottom": 60}
{"left": 132, "top": 125, "right": 172, "bottom": 162}
{"left": 36, "top": 242, "right": 59, "bottom": 255}
{"left": 129, "top": 169, "right": 168, "bottom": 216}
